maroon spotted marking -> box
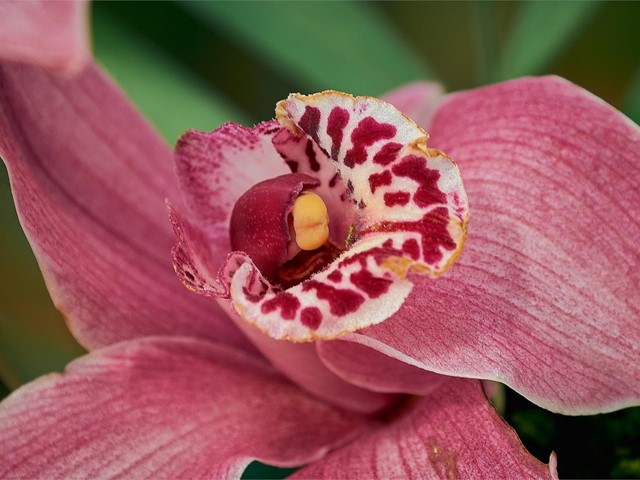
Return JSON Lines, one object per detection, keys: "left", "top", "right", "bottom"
{"left": 373, "top": 142, "right": 403, "bottom": 166}
{"left": 327, "top": 107, "right": 349, "bottom": 160}
{"left": 303, "top": 280, "right": 365, "bottom": 316}
{"left": 261, "top": 292, "right": 300, "bottom": 320}
{"left": 383, "top": 239, "right": 394, "bottom": 248}
{"left": 362, "top": 207, "right": 456, "bottom": 265}
{"left": 384, "top": 191, "right": 411, "bottom": 207}
{"left": 300, "top": 307, "right": 323, "bottom": 330}
{"left": 299, "top": 106, "right": 321, "bottom": 143}
{"left": 305, "top": 139, "right": 320, "bottom": 172}
{"left": 262, "top": 125, "right": 283, "bottom": 136}
{"left": 243, "top": 287, "right": 262, "bottom": 303}
{"left": 327, "top": 270, "right": 343, "bottom": 283}
{"left": 402, "top": 238, "right": 420, "bottom": 260}
{"left": 285, "top": 160, "right": 298, "bottom": 173}
{"left": 344, "top": 117, "right": 397, "bottom": 168}
{"left": 328, "top": 172, "right": 340, "bottom": 188}
{"left": 278, "top": 152, "right": 299, "bottom": 173}
{"left": 347, "top": 180, "right": 354, "bottom": 193}
{"left": 350, "top": 269, "right": 393, "bottom": 299}
{"left": 369, "top": 170, "right": 392, "bottom": 194}
{"left": 338, "top": 246, "right": 403, "bottom": 270}
{"left": 392, "top": 155, "right": 447, "bottom": 207}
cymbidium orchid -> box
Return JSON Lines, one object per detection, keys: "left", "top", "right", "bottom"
{"left": 1, "top": 2, "right": 639, "bottom": 478}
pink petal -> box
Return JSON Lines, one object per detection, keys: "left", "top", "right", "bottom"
{"left": 293, "top": 378, "right": 557, "bottom": 479}
{"left": 0, "top": 337, "right": 365, "bottom": 478}
{"left": 0, "top": 0, "right": 90, "bottom": 74}
{"left": 0, "top": 64, "right": 252, "bottom": 352}
{"left": 232, "top": 312, "right": 396, "bottom": 415}
{"left": 317, "top": 340, "right": 447, "bottom": 395}
{"left": 382, "top": 81, "right": 445, "bottom": 131}
{"left": 343, "top": 76, "right": 640, "bottom": 414}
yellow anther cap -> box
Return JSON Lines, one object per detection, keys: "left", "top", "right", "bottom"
{"left": 291, "top": 192, "right": 329, "bottom": 250}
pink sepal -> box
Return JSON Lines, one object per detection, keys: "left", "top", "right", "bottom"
{"left": 348, "top": 76, "right": 640, "bottom": 414}
{"left": 0, "top": 337, "right": 365, "bottom": 478}
{"left": 293, "top": 378, "right": 556, "bottom": 479}
{"left": 0, "top": 64, "right": 251, "bottom": 352}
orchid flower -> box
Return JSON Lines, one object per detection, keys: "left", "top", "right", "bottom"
{"left": 1, "top": 2, "right": 639, "bottom": 478}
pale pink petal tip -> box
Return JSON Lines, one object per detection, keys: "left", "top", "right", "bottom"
{"left": 550, "top": 452, "right": 559, "bottom": 480}
{"left": 0, "top": 0, "right": 90, "bottom": 74}
{"left": 382, "top": 81, "right": 445, "bottom": 130}
{"left": 0, "top": 338, "right": 364, "bottom": 478}
{"left": 172, "top": 93, "right": 469, "bottom": 342}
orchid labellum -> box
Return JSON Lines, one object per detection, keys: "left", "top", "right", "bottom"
{"left": 0, "top": 2, "right": 639, "bottom": 479}
{"left": 170, "top": 91, "right": 469, "bottom": 342}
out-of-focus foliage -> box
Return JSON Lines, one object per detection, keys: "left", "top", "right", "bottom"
{"left": 242, "top": 462, "right": 297, "bottom": 480}
{"left": 181, "top": 1, "right": 433, "bottom": 95}
{"left": 93, "top": 8, "right": 250, "bottom": 145}
{"left": 625, "top": 69, "right": 640, "bottom": 124}
{"left": 492, "top": 1, "right": 601, "bottom": 80}
{"left": 0, "top": 168, "right": 86, "bottom": 389}
{"left": 505, "top": 391, "right": 640, "bottom": 479}
{"left": 1, "top": 1, "right": 639, "bottom": 478}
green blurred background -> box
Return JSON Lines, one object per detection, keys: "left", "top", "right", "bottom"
{"left": 1, "top": 1, "right": 639, "bottom": 478}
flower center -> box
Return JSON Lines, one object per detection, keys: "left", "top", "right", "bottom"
{"left": 230, "top": 173, "right": 343, "bottom": 289}
{"left": 288, "top": 192, "right": 330, "bottom": 253}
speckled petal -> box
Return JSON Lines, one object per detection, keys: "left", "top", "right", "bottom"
{"left": 173, "top": 93, "right": 467, "bottom": 341}
{"left": 277, "top": 91, "right": 468, "bottom": 274}
{"left": 223, "top": 92, "right": 468, "bottom": 341}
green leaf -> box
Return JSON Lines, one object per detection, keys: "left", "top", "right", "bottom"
{"left": 180, "top": 1, "right": 434, "bottom": 95}
{"left": 92, "top": 9, "right": 251, "bottom": 145}
{"left": 0, "top": 166, "right": 86, "bottom": 389}
{"left": 471, "top": 1, "right": 500, "bottom": 84}
{"left": 494, "top": 0, "right": 601, "bottom": 80}
{"left": 241, "top": 462, "right": 297, "bottom": 479}
{"left": 623, "top": 69, "right": 640, "bottom": 125}
{"left": 0, "top": 378, "right": 9, "bottom": 401}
